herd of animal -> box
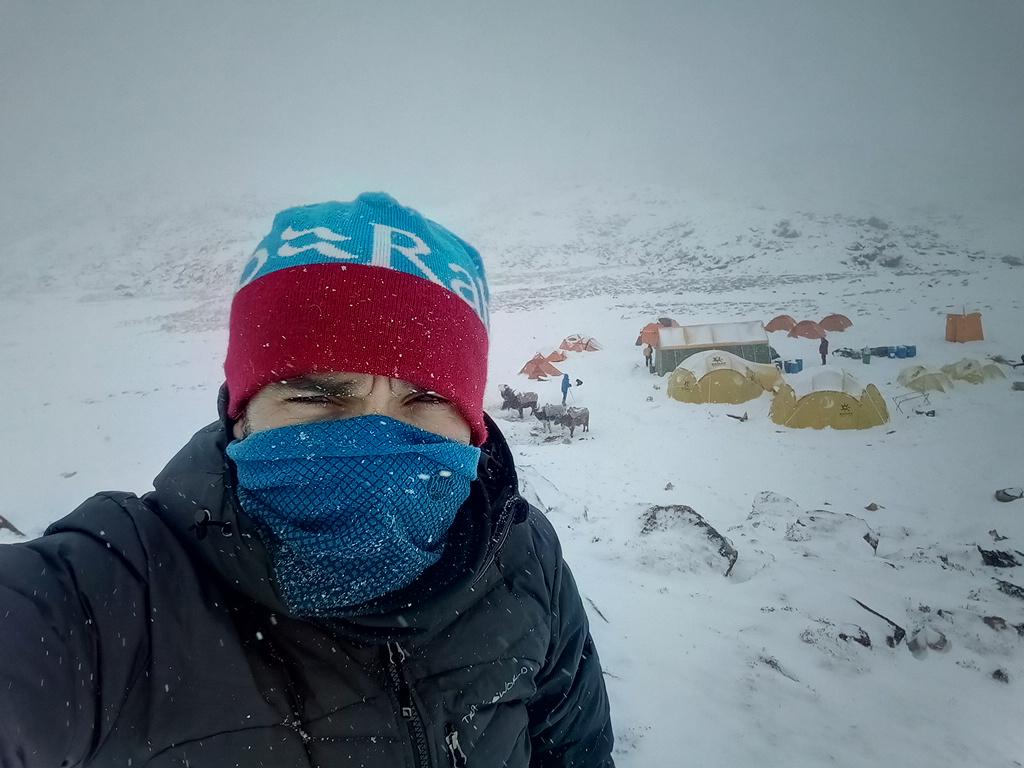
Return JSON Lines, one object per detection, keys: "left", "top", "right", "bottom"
{"left": 498, "top": 385, "right": 591, "bottom": 438}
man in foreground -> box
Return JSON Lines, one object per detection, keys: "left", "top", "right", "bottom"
{"left": 0, "top": 193, "right": 614, "bottom": 767}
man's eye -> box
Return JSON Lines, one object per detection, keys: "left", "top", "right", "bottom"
{"left": 285, "top": 395, "right": 333, "bottom": 405}
{"left": 413, "top": 393, "right": 450, "bottom": 406}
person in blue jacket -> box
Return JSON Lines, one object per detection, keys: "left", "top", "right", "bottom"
{"left": 561, "top": 372, "right": 572, "bottom": 404}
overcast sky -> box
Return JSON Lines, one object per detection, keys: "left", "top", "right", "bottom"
{"left": 2, "top": 0, "right": 1022, "bottom": 226}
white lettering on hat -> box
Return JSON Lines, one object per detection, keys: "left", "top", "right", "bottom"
{"left": 278, "top": 224, "right": 357, "bottom": 261}
{"left": 371, "top": 224, "right": 443, "bottom": 287}
{"left": 243, "top": 218, "right": 488, "bottom": 326}
{"left": 448, "top": 263, "right": 489, "bottom": 327}
{"left": 278, "top": 241, "right": 358, "bottom": 260}
{"left": 282, "top": 225, "right": 350, "bottom": 242}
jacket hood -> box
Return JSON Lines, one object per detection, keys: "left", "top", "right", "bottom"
{"left": 147, "top": 385, "right": 529, "bottom": 642}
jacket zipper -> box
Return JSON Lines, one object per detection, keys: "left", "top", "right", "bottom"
{"left": 471, "top": 494, "right": 521, "bottom": 587}
{"left": 386, "top": 641, "right": 432, "bottom": 768}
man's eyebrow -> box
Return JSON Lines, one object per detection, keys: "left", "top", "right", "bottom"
{"left": 273, "top": 376, "right": 363, "bottom": 396}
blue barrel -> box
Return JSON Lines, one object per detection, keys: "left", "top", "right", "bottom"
{"left": 888, "top": 348, "right": 897, "bottom": 359}
{"left": 794, "top": 358, "right": 803, "bottom": 373}
{"left": 905, "top": 345, "right": 917, "bottom": 358}
{"left": 895, "top": 345, "right": 908, "bottom": 358}
{"left": 783, "top": 360, "right": 794, "bottom": 373}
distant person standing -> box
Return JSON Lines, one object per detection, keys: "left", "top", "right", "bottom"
{"left": 561, "top": 372, "right": 572, "bottom": 405}
{"left": 819, "top": 335, "right": 829, "bottom": 365}
{"left": 643, "top": 344, "right": 654, "bottom": 371}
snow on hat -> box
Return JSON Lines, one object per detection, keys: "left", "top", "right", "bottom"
{"left": 224, "top": 193, "right": 490, "bottom": 445}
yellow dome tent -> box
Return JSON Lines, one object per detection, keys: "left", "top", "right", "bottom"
{"left": 667, "top": 350, "right": 780, "bottom": 405}
{"left": 941, "top": 358, "right": 1006, "bottom": 385}
{"left": 770, "top": 369, "right": 889, "bottom": 430}
{"left": 897, "top": 365, "right": 954, "bottom": 393}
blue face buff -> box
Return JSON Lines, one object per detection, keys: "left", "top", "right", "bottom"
{"left": 225, "top": 416, "right": 481, "bottom": 617}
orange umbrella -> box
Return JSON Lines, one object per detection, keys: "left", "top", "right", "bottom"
{"left": 819, "top": 313, "right": 853, "bottom": 332}
{"left": 788, "top": 320, "right": 826, "bottom": 339}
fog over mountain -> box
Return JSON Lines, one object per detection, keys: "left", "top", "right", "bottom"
{"left": 2, "top": 0, "right": 1023, "bottom": 232}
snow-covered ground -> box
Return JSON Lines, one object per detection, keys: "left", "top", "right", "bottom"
{"left": 2, "top": 189, "right": 1023, "bottom": 766}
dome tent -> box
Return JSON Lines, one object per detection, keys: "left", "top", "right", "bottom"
{"left": 819, "top": 314, "right": 853, "bottom": 332}
{"left": 941, "top": 358, "right": 1005, "bottom": 385}
{"left": 765, "top": 314, "right": 797, "bottom": 333}
{"left": 787, "top": 320, "right": 826, "bottom": 339}
{"left": 667, "top": 350, "right": 779, "bottom": 405}
{"left": 636, "top": 317, "right": 680, "bottom": 346}
{"left": 770, "top": 369, "right": 889, "bottom": 430}
{"left": 636, "top": 323, "right": 661, "bottom": 347}
{"left": 897, "top": 365, "right": 953, "bottom": 393}
{"left": 519, "top": 354, "right": 562, "bottom": 380}
{"left": 560, "top": 334, "right": 602, "bottom": 352}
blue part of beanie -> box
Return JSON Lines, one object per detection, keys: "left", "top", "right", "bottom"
{"left": 238, "top": 193, "right": 489, "bottom": 328}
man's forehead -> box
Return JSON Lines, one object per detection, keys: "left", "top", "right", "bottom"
{"left": 269, "top": 373, "right": 428, "bottom": 395}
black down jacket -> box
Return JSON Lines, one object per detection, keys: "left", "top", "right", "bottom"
{"left": 0, "top": 405, "right": 613, "bottom": 767}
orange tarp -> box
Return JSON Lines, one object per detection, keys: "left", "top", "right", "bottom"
{"left": 819, "top": 313, "right": 853, "bottom": 332}
{"left": 945, "top": 312, "right": 984, "bottom": 343}
{"left": 520, "top": 354, "right": 562, "bottom": 379}
{"left": 766, "top": 314, "right": 797, "bottom": 333}
{"left": 788, "top": 320, "right": 826, "bottom": 339}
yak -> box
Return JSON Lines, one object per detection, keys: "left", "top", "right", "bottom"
{"left": 535, "top": 404, "right": 590, "bottom": 438}
{"left": 533, "top": 403, "right": 566, "bottom": 432}
{"left": 499, "top": 384, "right": 539, "bottom": 418}
{"left": 558, "top": 406, "right": 590, "bottom": 438}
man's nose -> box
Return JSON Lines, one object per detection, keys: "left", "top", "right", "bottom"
{"left": 352, "top": 376, "right": 400, "bottom": 417}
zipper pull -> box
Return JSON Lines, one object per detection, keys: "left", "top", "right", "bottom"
{"left": 389, "top": 641, "right": 408, "bottom": 665}
{"left": 445, "top": 723, "right": 468, "bottom": 767}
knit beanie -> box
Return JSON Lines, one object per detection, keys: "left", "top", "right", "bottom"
{"left": 224, "top": 193, "right": 490, "bottom": 445}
